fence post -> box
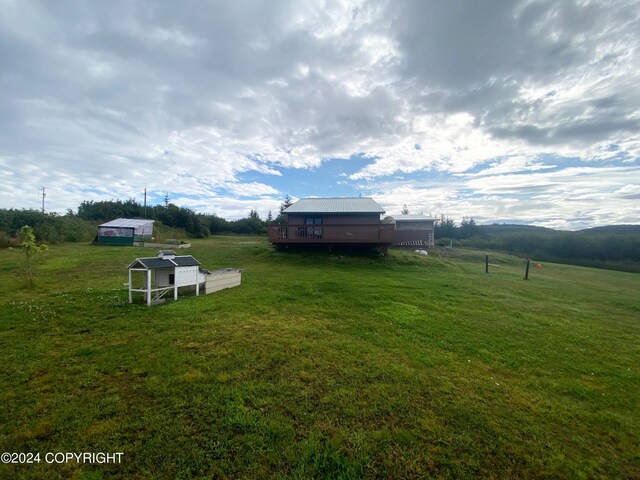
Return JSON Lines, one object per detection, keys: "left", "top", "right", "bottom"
{"left": 485, "top": 255, "right": 489, "bottom": 274}
{"left": 524, "top": 259, "right": 530, "bottom": 280}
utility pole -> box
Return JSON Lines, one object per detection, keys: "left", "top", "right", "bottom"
{"left": 144, "top": 188, "right": 147, "bottom": 219}
{"left": 40, "top": 187, "right": 46, "bottom": 213}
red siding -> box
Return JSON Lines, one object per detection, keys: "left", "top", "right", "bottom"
{"left": 269, "top": 212, "right": 394, "bottom": 245}
{"left": 286, "top": 214, "right": 380, "bottom": 225}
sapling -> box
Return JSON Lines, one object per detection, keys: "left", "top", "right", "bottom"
{"left": 14, "top": 225, "right": 47, "bottom": 286}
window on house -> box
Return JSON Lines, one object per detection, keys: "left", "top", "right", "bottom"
{"left": 305, "top": 217, "right": 322, "bottom": 239}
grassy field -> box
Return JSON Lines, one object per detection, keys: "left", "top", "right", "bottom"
{"left": 1, "top": 236, "right": 639, "bottom": 479}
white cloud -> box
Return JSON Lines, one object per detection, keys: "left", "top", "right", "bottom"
{"left": 461, "top": 156, "right": 556, "bottom": 177}
{"left": 372, "top": 164, "right": 640, "bottom": 230}
{"left": 0, "top": 0, "right": 638, "bottom": 226}
{"left": 223, "top": 182, "right": 280, "bottom": 197}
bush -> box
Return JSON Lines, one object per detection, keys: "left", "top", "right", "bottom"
{"left": 0, "top": 209, "right": 96, "bottom": 246}
{"left": 0, "top": 231, "right": 18, "bottom": 248}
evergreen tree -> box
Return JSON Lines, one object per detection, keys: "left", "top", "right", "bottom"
{"left": 434, "top": 214, "right": 457, "bottom": 239}
{"left": 280, "top": 194, "right": 293, "bottom": 214}
{"left": 276, "top": 194, "right": 293, "bottom": 224}
{"left": 460, "top": 217, "right": 479, "bottom": 239}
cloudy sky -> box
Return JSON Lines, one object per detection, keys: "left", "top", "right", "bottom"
{"left": 1, "top": 0, "right": 639, "bottom": 229}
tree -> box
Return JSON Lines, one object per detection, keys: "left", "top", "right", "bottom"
{"left": 14, "top": 225, "right": 47, "bottom": 286}
{"left": 205, "top": 214, "right": 229, "bottom": 234}
{"left": 401, "top": 204, "right": 410, "bottom": 215}
{"left": 77, "top": 199, "right": 143, "bottom": 221}
{"left": 266, "top": 210, "right": 273, "bottom": 223}
{"left": 276, "top": 194, "right": 293, "bottom": 224}
{"left": 230, "top": 217, "right": 265, "bottom": 234}
{"left": 154, "top": 203, "right": 210, "bottom": 238}
{"left": 280, "top": 194, "right": 293, "bottom": 215}
{"left": 434, "top": 214, "right": 457, "bottom": 239}
{"left": 249, "top": 209, "right": 260, "bottom": 219}
{"left": 460, "top": 217, "right": 479, "bottom": 239}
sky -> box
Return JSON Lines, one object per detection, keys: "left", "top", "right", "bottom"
{"left": 1, "top": 0, "right": 639, "bottom": 230}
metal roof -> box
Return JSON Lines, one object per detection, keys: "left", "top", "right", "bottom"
{"left": 128, "top": 255, "right": 200, "bottom": 270}
{"left": 100, "top": 218, "right": 154, "bottom": 228}
{"left": 394, "top": 215, "right": 437, "bottom": 221}
{"left": 284, "top": 197, "right": 385, "bottom": 214}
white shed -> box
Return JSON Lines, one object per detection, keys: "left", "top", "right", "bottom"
{"left": 127, "top": 250, "right": 242, "bottom": 306}
{"left": 98, "top": 218, "right": 154, "bottom": 246}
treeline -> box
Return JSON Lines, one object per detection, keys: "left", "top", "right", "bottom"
{"left": 0, "top": 199, "right": 283, "bottom": 246}
{"left": 434, "top": 215, "right": 480, "bottom": 240}
{"left": 0, "top": 209, "right": 96, "bottom": 247}
{"left": 77, "top": 199, "right": 210, "bottom": 237}
{"left": 77, "top": 199, "right": 276, "bottom": 237}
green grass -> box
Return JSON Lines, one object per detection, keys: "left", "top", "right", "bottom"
{"left": 1, "top": 237, "right": 639, "bottom": 479}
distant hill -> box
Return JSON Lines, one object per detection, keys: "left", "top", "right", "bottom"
{"left": 480, "top": 224, "right": 559, "bottom": 236}
{"left": 464, "top": 223, "right": 640, "bottom": 273}
{"left": 578, "top": 225, "right": 640, "bottom": 235}
{"left": 481, "top": 223, "right": 640, "bottom": 236}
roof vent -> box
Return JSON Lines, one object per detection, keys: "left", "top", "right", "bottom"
{"left": 157, "top": 250, "right": 177, "bottom": 259}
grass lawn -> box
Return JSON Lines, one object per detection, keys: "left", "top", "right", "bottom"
{"left": 1, "top": 236, "right": 639, "bottom": 479}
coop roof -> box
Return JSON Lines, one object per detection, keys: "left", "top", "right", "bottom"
{"left": 128, "top": 255, "right": 200, "bottom": 270}
{"left": 284, "top": 197, "right": 385, "bottom": 214}
{"left": 99, "top": 218, "right": 154, "bottom": 228}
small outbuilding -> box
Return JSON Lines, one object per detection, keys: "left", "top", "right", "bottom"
{"left": 98, "top": 218, "right": 154, "bottom": 246}
{"left": 127, "top": 250, "right": 241, "bottom": 306}
{"left": 391, "top": 215, "right": 436, "bottom": 248}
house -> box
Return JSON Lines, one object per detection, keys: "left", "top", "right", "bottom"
{"left": 391, "top": 214, "right": 436, "bottom": 248}
{"left": 98, "top": 218, "right": 154, "bottom": 246}
{"left": 268, "top": 197, "right": 395, "bottom": 253}
{"left": 127, "top": 250, "right": 241, "bottom": 306}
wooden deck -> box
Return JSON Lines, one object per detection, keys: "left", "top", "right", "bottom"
{"left": 268, "top": 223, "right": 395, "bottom": 245}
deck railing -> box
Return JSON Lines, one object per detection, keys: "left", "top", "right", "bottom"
{"left": 268, "top": 223, "right": 395, "bottom": 244}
